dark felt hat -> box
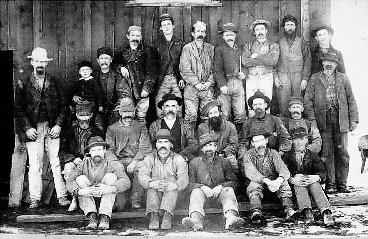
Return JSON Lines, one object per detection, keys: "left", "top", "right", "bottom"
{"left": 199, "top": 133, "right": 219, "bottom": 148}
{"left": 219, "top": 22, "right": 238, "bottom": 35}
{"left": 290, "top": 127, "right": 308, "bottom": 139}
{"left": 154, "top": 129, "right": 175, "bottom": 143}
{"left": 247, "top": 90, "right": 271, "bottom": 109}
{"left": 78, "top": 60, "right": 92, "bottom": 69}
{"left": 159, "top": 13, "right": 174, "bottom": 24}
{"left": 119, "top": 97, "right": 135, "bottom": 118}
{"left": 97, "top": 47, "right": 113, "bottom": 58}
{"left": 200, "top": 100, "right": 222, "bottom": 118}
{"left": 312, "top": 25, "right": 334, "bottom": 37}
{"left": 320, "top": 52, "right": 340, "bottom": 65}
{"left": 84, "top": 136, "right": 109, "bottom": 153}
{"left": 157, "top": 93, "right": 182, "bottom": 109}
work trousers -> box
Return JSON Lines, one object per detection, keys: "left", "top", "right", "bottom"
{"left": 136, "top": 97, "right": 150, "bottom": 123}
{"left": 217, "top": 77, "right": 246, "bottom": 124}
{"left": 188, "top": 187, "right": 239, "bottom": 217}
{"left": 184, "top": 84, "right": 214, "bottom": 122}
{"left": 155, "top": 74, "right": 183, "bottom": 118}
{"left": 145, "top": 188, "right": 178, "bottom": 216}
{"left": 321, "top": 122, "right": 350, "bottom": 189}
{"left": 77, "top": 173, "right": 118, "bottom": 217}
{"left": 247, "top": 180, "right": 293, "bottom": 210}
{"left": 26, "top": 122, "right": 67, "bottom": 202}
{"left": 293, "top": 182, "right": 331, "bottom": 213}
{"left": 276, "top": 72, "right": 303, "bottom": 117}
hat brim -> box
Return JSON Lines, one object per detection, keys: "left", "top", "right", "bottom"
{"left": 153, "top": 136, "right": 175, "bottom": 144}
{"left": 219, "top": 29, "right": 238, "bottom": 35}
{"left": 84, "top": 142, "right": 109, "bottom": 153}
{"left": 27, "top": 56, "right": 53, "bottom": 61}
{"left": 157, "top": 96, "right": 182, "bottom": 109}
{"left": 76, "top": 113, "right": 93, "bottom": 121}
{"left": 291, "top": 134, "right": 308, "bottom": 139}
{"left": 313, "top": 26, "right": 334, "bottom": 36}
{"left": 320, "top": 57, "right": 339, "bottom": 65}
{"left": 250, "top": 21, "right": 271, "bottom": 31}
{"left": 200, "top": 138, "right": 218, "bottom": 148}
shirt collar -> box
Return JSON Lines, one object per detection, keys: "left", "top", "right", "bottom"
{"left": 79, "top": 76, "right": 93, "bottom": 81}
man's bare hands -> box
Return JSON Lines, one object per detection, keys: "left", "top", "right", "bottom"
{"left": 26, "top": 128, "right": 38, "bottom": 140}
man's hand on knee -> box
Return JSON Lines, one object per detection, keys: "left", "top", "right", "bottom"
{"left": 212, "top": 185, "right": 223, "bottom": 198}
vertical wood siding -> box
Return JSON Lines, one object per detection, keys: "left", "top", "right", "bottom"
{"left": 1, "top": 0, "right": 330, "bottom": 93}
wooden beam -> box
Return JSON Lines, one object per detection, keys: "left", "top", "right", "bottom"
{"left": 83, "top": 0, "right": 92, "bottom": 61}
{"left": 301, "top": 0, "right": 310, "bottom": 40}
{"left": 16, "top": 188, "right": 368, "bottom": 223}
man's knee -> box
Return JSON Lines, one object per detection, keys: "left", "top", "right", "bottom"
{"left": 247, "top": 181, "right": 263, "bottom": 198}
{"left": 76, "top": 175, "right": 91, "bottom": 188}
{"left": 102, "top": 173, "right": 118, "bottom": 186}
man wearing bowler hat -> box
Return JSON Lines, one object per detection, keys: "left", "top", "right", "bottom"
{"left": 154, "top": 13, "right": 185, "bottom": 118}
{"left": 283, "top": 127, "right": 334, "bottom": 226}
{"left": 65, "top": 136, "right": 130, "bottom": 230}
{"left": 304, "top": 52, "right": 358, "bottom": 194}
{"left": 95, "top": 46, "right": 132, "bottom": 131}
{"left": 214, "top": 22, "right": 246, "bottom": 133}
{"left": 106, "top": 97, "right": 152, "bottom": 209}
{"left": 149, "top": 93, "right": 198, "bottom": 161}
{"left": 139, "top": 129, "right": 189, "bottom": 230}
{"left": 113, "top": 25, "right": 158, "bottom": 123}
{"left": 182, "top": 133, "right": 244, "bottom": 231}
{"left": 14, "top": 47, "right": 70, "bottom": 209}
{"left": 239, "top": 90, "right": 291, "bottom": 158}
{"left": 311, "top": 25, "right": 346, "bottom": 74}
{"left": 242, "top": 19, "right": 280, "bottom": 116}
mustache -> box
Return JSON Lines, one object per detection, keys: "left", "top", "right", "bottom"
{"left": 165, "top": 110, "right": 175, "bottom": 115}
{"left": 197, "top": 35, "right": 204, "bottom": 40}
{"left": 159, "top": 146, "right": 168, "bottom": 151}
{"left": 256, "top": 33, "right": 265, "bottom": 37}
{"left": 226, "top": 39, "right": 234, "bottom": 42}
{"left": 130, "top": 39, "right": 140, "bottom": 43}
{"left": 291, "top": 111, "right": 301, "bottom": 114}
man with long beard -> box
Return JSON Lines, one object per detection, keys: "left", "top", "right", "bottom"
{"left": 149, "top": 93, "right": 198, "bottom": 161}
{"left": 197, "top": 101, "right": 239, "bottom": 171}
{"left": 242, "top": 132, "right": 298, "bottom": 224}
{"left": 242, "top": 19, "right": 279, "bottom": 116}
{"left": 280, "top": 97, "right": 322, "bottom": 154}
{"left": 239, "top": 91, "right": 292, "bottom": 158}
{"left": 65, "top": 136, "right": 131, "bottom": 230}
{"left": 275, "top": 15, "right": 311, "bottom": 117}
{"left": 182, "top": 133, "right": 244, "bottom": 231}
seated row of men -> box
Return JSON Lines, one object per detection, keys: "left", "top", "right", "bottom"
{"left": 60, "top": 90, "right": 334, "bottom": 230}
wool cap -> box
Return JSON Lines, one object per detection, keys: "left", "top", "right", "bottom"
{"left": 84, "top": 136, "right": 109, "bottom": 153}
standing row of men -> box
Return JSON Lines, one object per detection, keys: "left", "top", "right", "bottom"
{"left": 13, "top": 12, "right": 358, "bottom": 231}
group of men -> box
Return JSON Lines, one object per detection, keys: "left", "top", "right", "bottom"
{"left": 13, "top": 12, "right": 359, "bottom": 231}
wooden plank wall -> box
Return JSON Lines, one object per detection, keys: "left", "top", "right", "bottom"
{"left": 0, "top": 0, "right": 331, "bottom": 92}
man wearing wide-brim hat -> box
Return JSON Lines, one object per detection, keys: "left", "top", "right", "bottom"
{"left": 304, "top": 52, "right": 359, "bottom": 194}
{"left": 241, "top": 130, "right": 298, "bottom": 224}
{"left": 280, "top": 96, "right": 322, "bottom": 154}
{"left": 214, "top": 22, "right": 247, "bottom": 133}
{"left": 106, "top": 97, "right": 152, "bottom": 209}
{"left": 14, "top": 47, "right": 70, "bottom": 209}
{"left": 197, "top": 100, "right": 239, "bottom": 171}
{"left": 239, "top": 90, "right": 292, "bottom": 157}
{"left": 65, "top": 136, "right": 131, "bottom": 230}
{"left": 139, "top": 129, "right": 189, "bottom": 230}
{"left": 182, "top": 133, "right": 244, "bottom": 231}
{"left": 149, "top": 93, "right": 198, "bottom": 161}
{"left": 242, "top": 19, "right": 280, "bottom": 116}
{"left": 311, "top": 25, "right": 345, "bottom": 74}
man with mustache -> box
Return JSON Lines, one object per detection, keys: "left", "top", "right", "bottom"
{"left": 280, "top": 97, "right": 321, "bottom": 154}
{"left": 149, "top": 93, "right": 198, "bottom": 161}
{"left": 283, "top": 127, "right": 334, "bottom": 226}
{"left": 239, "top": 90, "right": 292, "bottom": 158}
{"left": 60, "top": 102, "right": 103, "bottom": 211}
{"left": 311, "top": 25, "right": 345, "bottom": 74}
{"left": 214, "top": 22, "right": 246, "bottom": 133}
{"left": 113, "top": 26, "right": 158, "bottom": 123}
{"left": 139, "top": 129, "right": 189, "bottom": 230}
{"left": 242, "top": 19, "right": 280, "bottom": 116}
{"left": 182, "top": 133, "right": 244, "bottom": 231}
{"left": 275, "top": 15, "right": 311, "bottom": 117}
{"left": 304, "top": 53, "right": 358, "bottom": 194}
{"left": 106, "top": 97, "right": 152, "bottom": 209}
{"left": 154, "top": 13, "right": 185, "bottom": 118}
{"left": 95, "top": 47, "right": 132, "bottom": 132}
{"left": 197, "top": 100, "right": 239, "bottom": 171}
{"left": 242, "top": 131, "right": 298, "bottom": 224}
{"left": 65, "top": 136, "right": 131, "bottom": 230}
{"left": 179, "top": 21, "right": 215, "bottom": 130}
{"left": 14, "top": 47, "right": 70, "bottom": 209}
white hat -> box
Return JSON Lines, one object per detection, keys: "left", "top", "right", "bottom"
{"left": 27, "top": 47, "right": 53, "bottom": 61}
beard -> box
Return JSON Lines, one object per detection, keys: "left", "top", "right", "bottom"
{"left": 291, "top": 111, "right": 302, "bottom": 119}
{"left": 255, "top": 145, "right": 266, "bottom": 155}
{"left": 92, "top": 155, "right": 103, "bottom": 164}
{"left": 196, "top": 35, "right": 204, "bottom": 40}
{"left": 209, "top": 116, "right": 222, "bottom": 132}
{"left": 203, "top": 149, "right": 215, "bottom": 159}
{"left": 36, "top": 67, "right": 45, "bottom": 75}
{"left": 254, "top": 108, "right": 265, "bottom": 118}
{"left": 164, "top": 110, "right": 176, "bottom": 117}
{"left": 284, "top": 30, "right": 296, "bottom": 40}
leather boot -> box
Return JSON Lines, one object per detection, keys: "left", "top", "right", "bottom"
{"left": 302, "top": 208, "right": 314, "bottom": 225}
{"left": 250, "top": 209, "right": 264, "bottom": 224}
{"left": 161, "top": 211, "right": 172, "bottom": 230}
{"left": 86, "top": 212, "right": 98, "bottom": 229}
{"left": 148, "top": 212, "right": 160, "bottom": 230}
{"left": 235, "top": 123, "right": 244, "bottom": 138}
{"left": 322, "top": 209, "right": 334, "bottom": 226}
{"left": 284, "top": 206, "right": 300, "bottom": 221}
{"left": 182, "top": 211, "right": 204, "bottom": 231}
{"left": 224, "top": 209, "right": 244, "bottom": 230}
{"left": 98, "top": 214, "right": 110, "bottom": 230}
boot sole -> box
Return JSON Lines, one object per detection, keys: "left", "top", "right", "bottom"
{"left": 226, "top": 217, "right": 245, "bottom": 230}
{"left": 182, "top": 218, "right": 203, "bottom": 231}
